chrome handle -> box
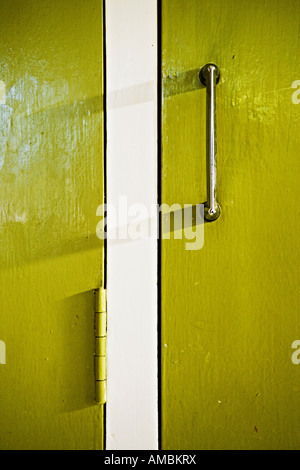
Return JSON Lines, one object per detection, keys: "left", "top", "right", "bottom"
{"left": 200, "top": 63, "right": 221, "bottom": 221}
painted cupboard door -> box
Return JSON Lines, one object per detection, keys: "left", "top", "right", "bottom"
{"left": 161, "top": 0, "right": 300, "bottom": 449}
{"left": 0, "top": 0, "right": 104, "bottom": 449}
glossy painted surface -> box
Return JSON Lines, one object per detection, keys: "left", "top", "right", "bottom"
{"left": 0, "top": 0, "right": 104, "bottom": 449}
{"left": 105, "top": 0, "right": 158, "bottom": 450}
{"left": 161, "top": 0, "right": 300, "bottom": 449}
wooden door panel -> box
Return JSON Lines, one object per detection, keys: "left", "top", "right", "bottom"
{"left": 161, "top": 0, "right": 300, "bottom": 450}
{"left": 0, "top": 0, "right": 104, "bottom": 449}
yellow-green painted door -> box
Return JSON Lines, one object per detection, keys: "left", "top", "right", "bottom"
{"left": 0, "top": 0, "right": 104, "bottom": 449}
{"left": 161, "top": 0, "right": 300, "bottom": 449}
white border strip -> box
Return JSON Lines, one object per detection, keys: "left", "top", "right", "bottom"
{"left": 106, "top": 0, "right": 158, "bottom": 450}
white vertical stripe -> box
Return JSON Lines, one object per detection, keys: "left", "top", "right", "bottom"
{"left": 105, "top": 0, "right": 158, "bottom": 450}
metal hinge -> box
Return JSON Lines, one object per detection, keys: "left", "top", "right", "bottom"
{"left": 94, "top": 288, "right": 107, "bottom": 405}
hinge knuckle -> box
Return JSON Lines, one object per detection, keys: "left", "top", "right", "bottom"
{"left": 95, "top": 355, "right": 106, "bottom": 381}
{"left": 95, "top": 288, "right": 107, "bottom": 313}
{"left": 95, "top": 312, "right": 107, "bottom": 337}
{"left": 95, "top": 336, "right": 106, "bottom": 356}
{"left": 95, "top": 380, "right": 106, "bottom": 405}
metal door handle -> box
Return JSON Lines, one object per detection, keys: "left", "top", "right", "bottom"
{"left": 200, "top": 63, "right": 221, "bottom": 221}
